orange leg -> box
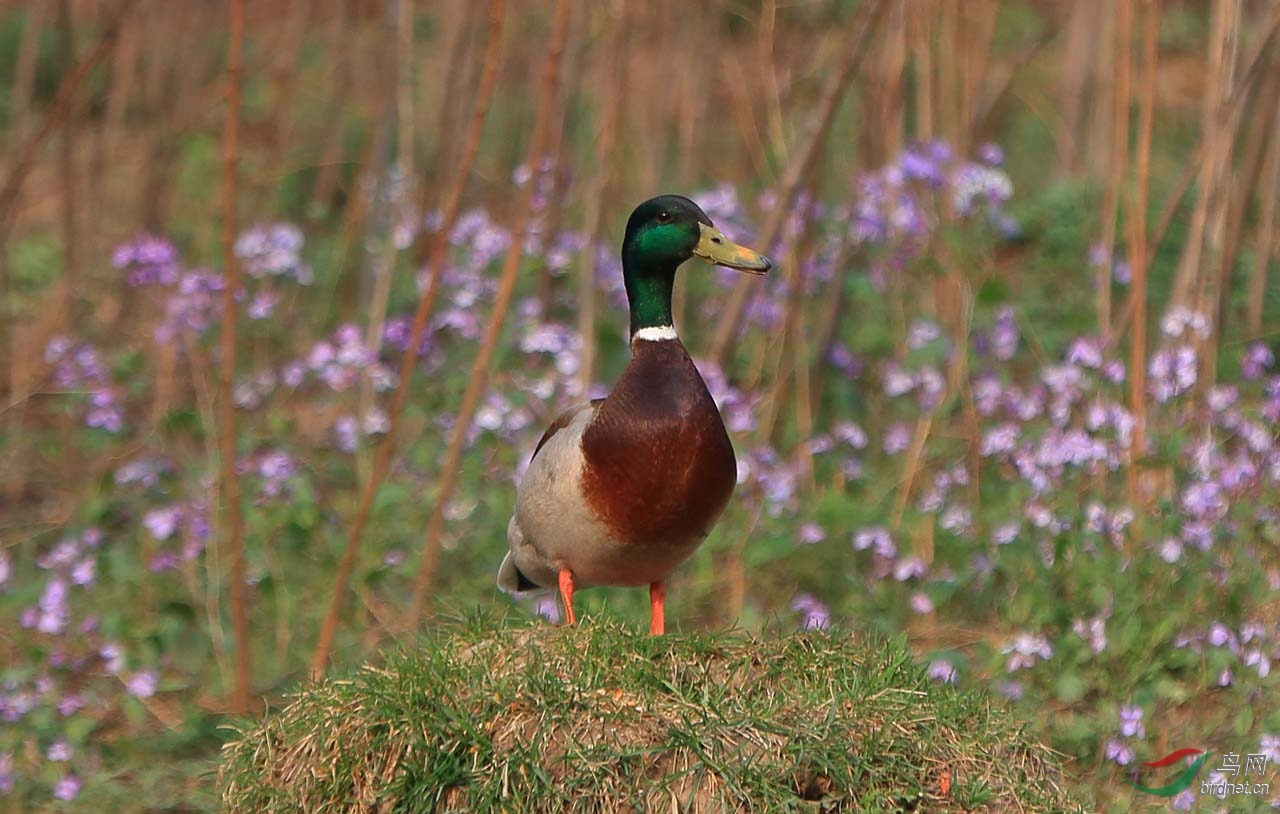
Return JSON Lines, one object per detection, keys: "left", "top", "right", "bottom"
{"left": 558, "top": 569, "right": 577, "bottom": 626}
{"left": 649, "top": 581, "right": 666, "bottom": 635}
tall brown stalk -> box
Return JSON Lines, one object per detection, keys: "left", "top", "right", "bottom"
{"left": 309, "top": 0, "right": 508, "bottom": 677}
{"left": 309, "top": 0, "right": 354, "bottom": 215}
{"left": 406, "top": 0, "right": 573, "bottom": 627}
{"left": 910, "top": 0, "right": 934, "bottom": 142}
{"left": 709, "top": 0, "right": 887, "bottom": 367}
{"left": 1248, "top": 110, "right": 1280, "bottom": 335}
{"left": 1169, "top": 0, "right": 1238, "bottom": 318}
{"left": 1125, "top": 0, "right": 1158, "bottom": 509}
{"left": 93, "top": 11, "right": 137, "bottom": 226}
{"left": 263, "top": 0, "right": 308, "bottom": 176}
{"left": 55, "top": 0, "right": 80, "bottom": 330}
{"left": 577, "top": 4, "right": 627, "bottom": 394}
{"left": 1, "top": 0, "right": 136, "bottom": 514}
{"left": 958, "top": 0, "right": 997, "bottom": 153}
{"left": 359, "top": 0, "right": 415, "bottom": 483}
{"left": 1097, "top": 0, "right": 1132, "bottom": 338}
{"left": 427, "top": 0, "right": 480, "bottom": 187}
{"left": 1056, "top": 1, "right": 1098, "bottom": 175}
{"left": 6, "top": 0, "right": 48, "bottom": 148}
{"left": 1214, "top": 55, "right": 1280, "bottom": 344}
{"left": 0, "top": 0, "right": 136, "bottom": 243}
{"left": 219, "top": 0, "right": 251, "bottom": 714}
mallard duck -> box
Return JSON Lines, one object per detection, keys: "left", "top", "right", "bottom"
{"left": 498, "top": 194, "right": 771, "bottom": 634}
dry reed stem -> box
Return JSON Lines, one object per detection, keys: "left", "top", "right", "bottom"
{"left": 891, "top": 414, "right": 934, "bottom": 533}
{"left": 0, "top": 0, "right": 136, "bottom": 527}
{"left": 6, "top": 0, "right": 47, "bottom": 147}
{"left": 1096, "top": 0, "right": 1132, "bottom": 337}
{"left": 959, "top": 0, "right": 998, "bottom": 154}
{"left": 406, "top": 0, "right": 573, "bottom": 628}
{"left": 1193, "top": 0, "right": 1242, "bottom": 388}
{"left": 308, "top": 0, "right": 354, "bottom": 215}
{"left": 358, "top": 4, "right": 415, "bottom": 484}
{"left": 1055, "top": 1, "right": 1096, "bottom": 174}
{"left": 760, "top": 0, "right": 787, "bottom": 161}
{"left": 185, "top": 339, "right": 234, "bottom": 696}
{"left": 910, "top": 0, "right": 934, "bottom": 141}
{"left": 759, "top": 190, "right": 821, "bottom": 444}
{"left": 93, "top": 11, "right": 137, "bottom": 222}
{"left": 721, "top": 48, "right": 769, "bottom": 178}
{"left": 262, "top": 0, "right": 308, "bottom": 177}
{"left": 218, "top": 0, "right": 252, "bottom": 714}
{"left": 1247, "top": 105, "right": 1280, "bottom": 335}
{"left": 1124, "top": 0, "right": 1158, "bottom": 512}
{"left": 709, "top": 0, "right": 887, "bottom": 367}
{"left": 1214, "top": 53, "right": 1280, "bottom": 334}
{"left": 807, "top": 238, "right": 855, "bottom": 419}
{"left": 309, "top": 0, "right": 508, "bottom": 677}
{"left": 939, "top": 2, "right": 961, "bottom": 144}
{"left": 0, "top": 0, "right": 137, "bottom": 240}
{"left": 56, "top": 0, "right": 80, "bottom": 330}
{"left": 427, "top": 0, "right": 479, "bottom": 187}
{"left": 1169, "top": 0, "right": 1237, "bottom": 318}
{"left": 675, "top": 2, "right": 708, "bottom": 183}
{"left": 577, "top": 3, "right": 626, "bottom": 394}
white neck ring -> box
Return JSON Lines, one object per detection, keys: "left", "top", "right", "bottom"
{"left": 632, "top": 325, "right": 679, "bottom": 342}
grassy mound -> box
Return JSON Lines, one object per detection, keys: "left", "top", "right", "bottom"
{"left": 219, "top": 620, "right": 1084, "bottom": 813}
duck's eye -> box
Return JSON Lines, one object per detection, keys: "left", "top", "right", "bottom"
{"left": 656, "top": 211, "right": 671, "bottom": 223}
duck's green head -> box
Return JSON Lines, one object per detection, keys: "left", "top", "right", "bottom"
{"left": 621, "top": 194, "right": 772, "bottom": 337}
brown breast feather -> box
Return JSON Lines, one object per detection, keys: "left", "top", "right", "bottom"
{"left": 580, "top": 340, "right": 737, "bottom": 546}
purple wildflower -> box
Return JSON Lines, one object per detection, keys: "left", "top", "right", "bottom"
{"left": 796, "top": 523, "right": 825, "bottom": 545}
{"left": 928, "top": 659, "right": 957, "bottom": 683}
{"left": 1259, "top": 735, "right": 1280, "bottom": 764}
{"left": 790, "top": 593, "right": 830, "bottom": 630}
{"left": 978, "top": 143, "right": 1004, "bottom": 165}
{"left": 1242, "top": 342, "right": 1274, "bottom": 380}
{"left": 125, "top": 670, "right": 158, "bottom": 699}
{"left": 911, "top": 592, "right": 935, "bottom": 614}
{"left": 235, "top": 222, "right": 312, "bottom": 283}
{"left": 1003, "top": 632, "right": 1053, "bottom": 671}
{"left": 114, "top": 233, "right": 180, "bottom": 286}
{"left": 1160, "top": 307, "right": 1210, "bottom": 340}
{"left": 533, "top": 596, "right": 560, "bottom": 624}
{"left": 883, "top": 422, "right": 912, "bottom": 455}
{"left": 893, "top": 557, "right": 927, "bottom": 581}
{"left": 52, "top": 775, "right": 82, "bottom": 801}
{"left": 100, "top": 642, "right": 125, "bottom": 674}
{"left": 246, "top": 290, "right": 281, "bottom": 320}
{"left": 1072, "top": 616, "right": 1108, "bottom": 655}
{"left": 143, "top": 506, "right": 182, "bottom": 541}
{"left": 1103, "top": 739, "right": 1134, "bottom": 766}
{"left": 992, "top": 307, "right": 1018, "bottom": 360}
{"left": 852, "top": 526, "right": 895, "bottom": 558}
{"left": 1118, "top": 705, "right": 1144, "bottom": 738}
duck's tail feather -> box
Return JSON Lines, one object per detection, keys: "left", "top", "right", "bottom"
{"left": 497, "top": 552, "right": 553, "bottom": 597}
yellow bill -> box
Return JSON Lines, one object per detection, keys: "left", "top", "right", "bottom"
{"left": 693, "top": 222, "right": 772, "bottom": 274}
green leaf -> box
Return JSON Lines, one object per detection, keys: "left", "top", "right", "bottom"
{"left": 977, "top": 277, "right": 1011, "bottom": 306}
{"left": 1234, "top": 705, "right": 1254, "bottom": 735}
{"left": 1055, "top": 670, "right": 1088, "bottom": 704}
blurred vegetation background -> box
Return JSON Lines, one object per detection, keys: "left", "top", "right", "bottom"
{"left": 3, "top": 0, "right": 1280, "bottom": 811}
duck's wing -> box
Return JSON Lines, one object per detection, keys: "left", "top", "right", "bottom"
{"left": 498, "top": 398, "right": 605, "bottom": 596}
{"left": 530, "top": 398, "right": 605, "bottom": 461}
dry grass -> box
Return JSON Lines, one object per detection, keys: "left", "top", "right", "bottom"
{"left": 220, "top": 619, "right": 1085, "bottom": 813}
